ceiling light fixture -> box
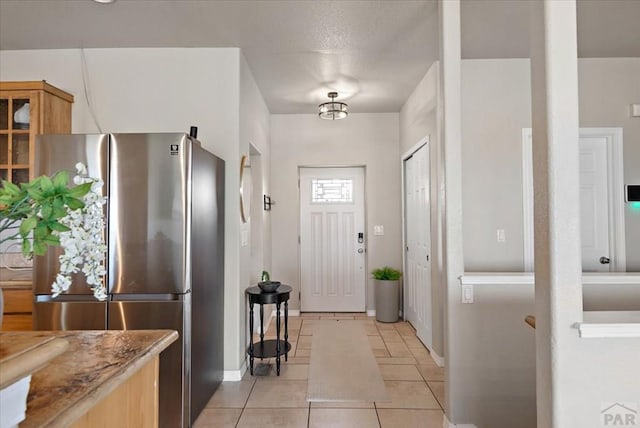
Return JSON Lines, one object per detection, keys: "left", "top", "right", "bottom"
{"left": 318, "top": 92, "right": 348, "bottom": 120}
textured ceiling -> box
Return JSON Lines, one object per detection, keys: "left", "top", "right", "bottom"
{"left": 0, "top": 0, "right": 637, "bottom": 114}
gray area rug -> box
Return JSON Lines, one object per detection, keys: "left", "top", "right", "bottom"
{"left": 307, "top": 320, "right": 389, "bottom": 402}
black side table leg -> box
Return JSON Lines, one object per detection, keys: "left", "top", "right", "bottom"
{"left": 259, "top": 303, "right": 264, "bottom": 360}
{"left": 249, "top": 301, "right": 254, "bottom": 375}
{"left": 276, "top": 301, "right": 281, "bottom": 375}
{"left": 284, "top": 301, "right": 289, "bottom": 361}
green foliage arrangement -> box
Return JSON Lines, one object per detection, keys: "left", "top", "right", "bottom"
{"left": 0, "top": 171, "right": 92, "bottom": 256}
{"left": 371, "top": 266, "right": 402, "bottom": 281}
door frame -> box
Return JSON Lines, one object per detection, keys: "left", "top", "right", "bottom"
{"left": 401, "top": 134, "right": 432, "bottom": 348}
{"left": 522, "top": 127, "right": 625, "bottom": 271}
{"left": 297, "top": 165, "right": 368, "bottom": 312}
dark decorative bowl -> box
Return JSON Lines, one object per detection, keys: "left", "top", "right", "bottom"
{"left": 258, "top": 281, "right": 281, "bottom": 293}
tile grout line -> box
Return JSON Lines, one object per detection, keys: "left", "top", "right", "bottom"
{"left": 235, "top": 377, "right": 257, "bottom": 428}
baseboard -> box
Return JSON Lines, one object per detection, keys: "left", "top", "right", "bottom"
{"left": 431, "top": 349, "right": 445, "bottom": 367}
{"left": 223, "top": 359, "right": 247, "bottom": 381}
{"left": 367, "top": 309, "right": 376, "bottom": 317}
{"left": 443, "top": 414, "right": 477, "bottom": 428}
{"left": 270, "top": 309, "right": 300, "bottom": 318}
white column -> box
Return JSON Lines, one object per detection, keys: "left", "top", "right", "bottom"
{"left": 529, "top": 1, "right": 583, "bottom": 427}
{"left": 438, "top": 0, "right": 465, "bottom": 424}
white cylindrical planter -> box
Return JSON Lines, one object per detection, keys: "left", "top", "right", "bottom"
{"left": 374, "top": 279, "right": 399, "bottom": 323}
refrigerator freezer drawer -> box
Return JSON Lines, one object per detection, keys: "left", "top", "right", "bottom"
{"left": 34, "top": 301, "right": 107, "bottom": 330}
{"left": 108, "top": 300, "right": 187, "bottom": 428}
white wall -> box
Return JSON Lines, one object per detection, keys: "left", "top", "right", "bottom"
{"left": 0, "top": 47, "right": 258, "bottom": 372}
{"left": 270, "top": 113, "right": 401, "bottom": 311}
{"left": 579, "top": 58, "right": 640, "bottom": 271}
{"left": 461, "top": 58, "right": 531, "bottom": 271}
{"left": 456, "top": 275, "right": 640, "bottom": 428}
{"left": 461, "top": 58, "right": 640, "bottom": 272}
{"left": 399, "top": 61, "right": 445, "bottom": 358}
{"left": 239, "top": 53, "right": 272, "bottom": 359}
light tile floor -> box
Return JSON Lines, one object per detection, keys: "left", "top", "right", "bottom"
{"left": 194, "top": 314, "right": 445, "bottom": 428}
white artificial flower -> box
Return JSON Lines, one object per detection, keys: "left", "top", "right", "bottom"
{"left": 51, "top": 163, "right": 107, "bottom": 301}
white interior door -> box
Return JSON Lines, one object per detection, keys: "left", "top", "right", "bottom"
{"left": 522, "top": 128, "right": 625, "bottom": 272}
{"left": 579, "top": 137, "right": 610, "bottom": 272}
{"left": 403, "top": 144, "right": 432, "bottom": 348}
{"left": 299, "top": 167, "right": 366, "bottom": 312}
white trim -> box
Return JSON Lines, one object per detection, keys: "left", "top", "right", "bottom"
{"left": 460, "top": 273, "right": 534, "bottom": 286}
{"left": 577, "top": 311, "right": 640, "bottom": 338}
{"left": 431, "top": 349, "right": 445, "bottom": 367}
{"left": 522, "top": 127, "right": 626, "bottom": 272}
{"left": 522, "top": 129, "right": 534, "bottom": 272}
{"left": 442, "top": 415, "right": 477, "bottom": 428}
{"left": 401, "top": 134, "right": 431, "bottom": 320}
{"left": 460, "top": 273, "right": 640, "bottom": 286}
{"left": 402, "top": 135, "right": 432, "bottom": 161}
{"left": 223, "top": 360, "right": 247, "bottom": 381}
{"left": 270, "top": 309, "right": 300, "bottom": 318}
{"left": 401, "top": 135, "right": 433, "bottom": 348}
{"left": 605, "top": 128, "right": 626, "bottom": 272}
{"left": 367, "top": 309, "right": 376, "bottom": 317}
{"left": 578, "top": 323, "right": 640, "bottom": 338}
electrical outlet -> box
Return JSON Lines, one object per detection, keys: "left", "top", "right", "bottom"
{"left": 497, "top": 229, "right": 506, "bottom": 242}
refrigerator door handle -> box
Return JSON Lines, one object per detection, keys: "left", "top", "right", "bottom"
{"left": 110, "top": 293, "right": 186, "bottom": 302}
{"left": 35, "top": 295, "right": 106, "bottom": 303}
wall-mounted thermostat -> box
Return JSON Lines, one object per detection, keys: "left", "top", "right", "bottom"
{"left": 627, "top": 185, "right": 640, "bottom": 202}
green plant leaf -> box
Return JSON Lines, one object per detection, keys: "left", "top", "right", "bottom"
{"left": 40, "top": 176, "right": 54, "bottom": 194}
{"left": 371, "top": 266, "right": 402, "bottom": 281}
{"left": 26, "top": 187, "right": 45, "bottom": 200}
{"left": 22, "top": 239, "right": 31, "bottom": 256}
{"left": 65, "top": 197, "right": 85, "bottom": 210}
{"left": 40, "top": 202, "right": 53, "bottom": 220}
{"left": 1, "top": 181, "right": 21, "bottom": 196}
{"left": 53, "top": 170, "right": 69, "bottom": 190}
{"left": 33, "top": 241, "right": 48, "bottom": 256}
{"left": 48, "top": 222, "right": 71, "bottom": 233}
{"left": 42, "top": 234, "right": 60, "bottom": 246}
{"left": 19, "top": 216, "right": 37, "bottom": 236}
{"left": 67, "top": 182, "right": 92, "bottom": 198}
{"left": 34, "top": 223, "right": 49, "bottom": 240}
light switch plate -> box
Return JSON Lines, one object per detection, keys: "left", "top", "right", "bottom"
{"left": 373, "top": 225, "right": 384, "bottom": 236}
{"left": 462, "top": 284, "right": 474, "bottom": 304}
{"left": 632, "top": 104, "right": 640, "bottom": 117}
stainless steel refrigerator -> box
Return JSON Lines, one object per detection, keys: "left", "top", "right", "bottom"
{"left": 32, "top": 133, "right": 225, "bottom": 428}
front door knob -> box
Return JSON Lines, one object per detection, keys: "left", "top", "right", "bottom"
{"left": 357, "top": 248, "right": 364, "bottom": 254}
{"left": 599, "top": 256, "right": 611, "bottom": 265}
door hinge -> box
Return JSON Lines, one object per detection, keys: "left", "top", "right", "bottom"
{"left": 298, "top": 235, "right": 301, "bottom": 244}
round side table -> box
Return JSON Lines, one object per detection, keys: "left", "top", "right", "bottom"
{"left": 246, "top": 284, "right": 292, "bottom": 375}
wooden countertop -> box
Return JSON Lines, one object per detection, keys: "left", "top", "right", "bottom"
{"left": 0, "top": 330, "right": 178, "bottom": 427}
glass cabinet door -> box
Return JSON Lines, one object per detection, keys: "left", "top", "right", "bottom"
{"left": 0, "top": 94, "right": 33, "bottom": 185}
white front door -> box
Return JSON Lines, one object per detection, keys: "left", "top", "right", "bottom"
{"left": 403, "top": 143, "right": 432, "bottom": 349}
{"left": 299, "top": 167, "right": 366, "bottom": 312}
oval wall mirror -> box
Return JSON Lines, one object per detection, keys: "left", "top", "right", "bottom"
{"left": 240, "top": 155, "right": 251, "bottom": 223}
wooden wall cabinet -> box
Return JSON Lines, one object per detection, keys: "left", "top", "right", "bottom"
{"left": 0, "top": 80, "right": 73, "bottom": 184}
{"left": 1, "top": 81, "right": 73, "bottom": 331}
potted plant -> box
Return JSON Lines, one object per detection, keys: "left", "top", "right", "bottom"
{"left": 371, "top": 266, "right": 402, "bottom": 323}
